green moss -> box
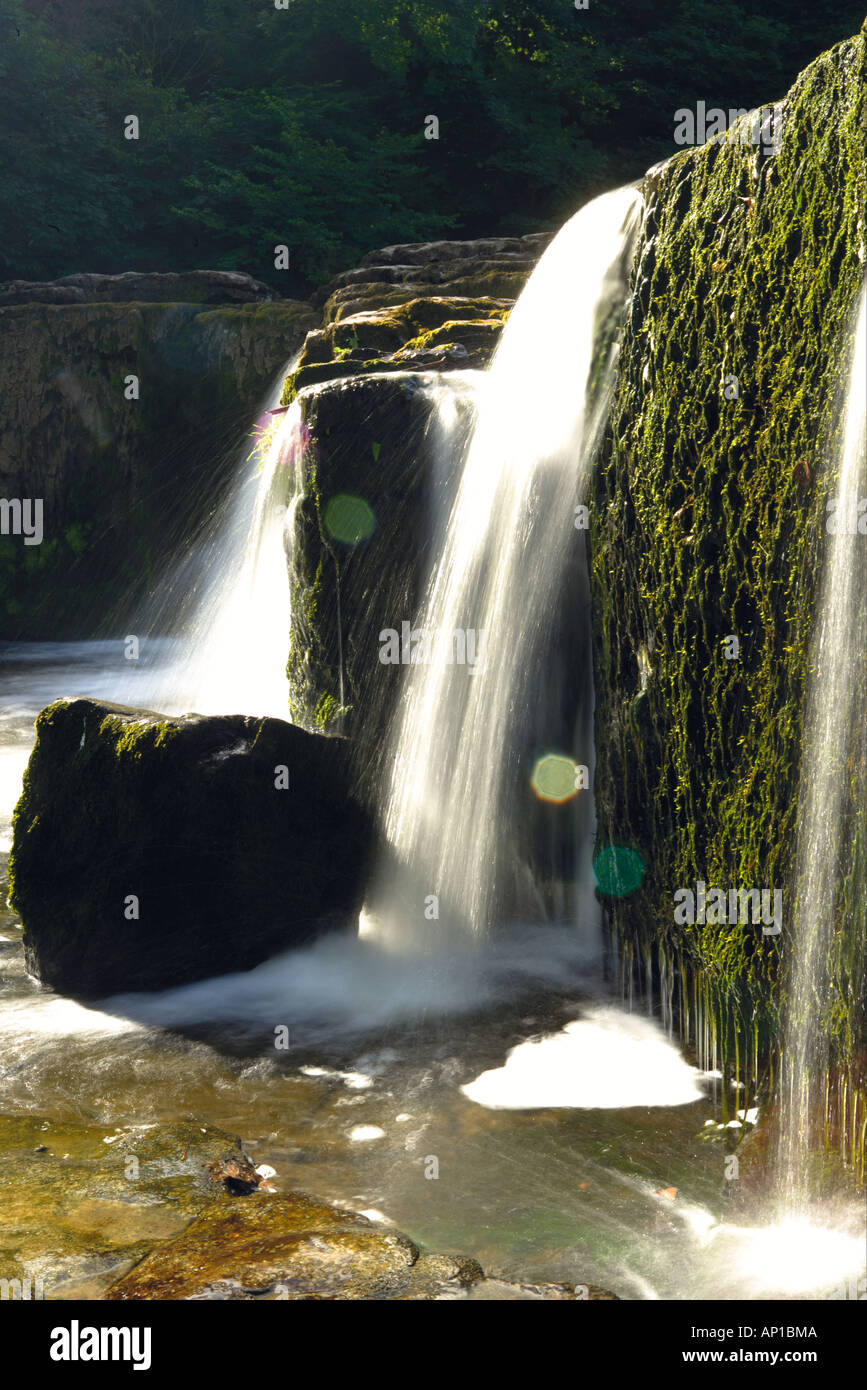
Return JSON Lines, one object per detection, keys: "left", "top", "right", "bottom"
{"left": 281, "top": 297, "right": 513, "bottom": 403}
{"left": 312, "top": 694, "right": 343, "bottom": 731}
{"left": 98, "top": 714, "right": 181, "bottom": 758}
{"left": 591, "top": 29, "right": 867, "bottom": 1132}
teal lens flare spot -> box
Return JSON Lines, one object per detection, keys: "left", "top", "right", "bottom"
{"left": 323, "top": 494, "right": 376, "bottom": 546}
{"left": 593, "top": 845, "right": 645, "bottom": 897}
{"left": 531, "top": 754, "right": 580, "bottom": 804}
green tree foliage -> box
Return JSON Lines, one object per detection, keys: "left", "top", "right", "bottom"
{"left": 1, "top": 0, "right": 863, "bottom": 292}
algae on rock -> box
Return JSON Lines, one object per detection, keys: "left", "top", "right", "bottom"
{"left": 590, "top": 24, "right": 867, "bottom": 1146}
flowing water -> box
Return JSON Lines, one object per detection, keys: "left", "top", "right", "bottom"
{"left": 777, "top": 284, "right": 867, "bottom": 1201}
{"left": 0, "top": 209, "right": 865, "bottom": 1303}
{"left": 364, "top": 188, "right": 643, "bottom": 954}
{"left": 117, "top": 376, "right": 305, "bottom": 720}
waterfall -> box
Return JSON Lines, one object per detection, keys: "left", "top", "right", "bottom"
{"left": 363, "top": 188, "right": 642, "bottom": 953}
{"left": 124, "top": 375, "right": 304, "bottom": 720}
{"left": 778, "top": 283, "right": 867, "bottom": 1199}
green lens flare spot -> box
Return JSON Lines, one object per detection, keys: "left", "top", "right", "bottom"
{"left": 593, "top": 845, "right": 645, "bottom": 897}
{"left": 323, "top": 494, "right": 376, "bottom": 546}
{"left": 531, "top": 754, "right": 581, "bottom": 804}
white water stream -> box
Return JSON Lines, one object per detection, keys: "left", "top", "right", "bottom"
{"left": 364, "top": 187, "right": 643, "bottom": 953}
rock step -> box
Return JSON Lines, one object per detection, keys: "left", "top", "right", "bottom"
{"left": 0, "top": 269, "right": 275, "bottom": 307}
{"left": 284, "top": 295, "right": 513, "bottom": 400}
{"left": 357, "top": 232, "right": 551, "bottom": 267}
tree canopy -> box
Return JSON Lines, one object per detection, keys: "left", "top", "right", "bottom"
{"left": 1, "top": 0, "right": 862, "bottom": 293}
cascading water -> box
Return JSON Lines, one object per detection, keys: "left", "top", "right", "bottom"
{"left": 122, "top": 373, "right": 305, "bottom": 720}
{"left": 777, "top": 283, "right": 867, "bottom": 1200}
{"left": 363, "top": 188, "right": 642, "bottom": 953}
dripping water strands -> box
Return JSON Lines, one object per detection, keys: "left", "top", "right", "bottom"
{"left": 363, "top": 187, "right": 643, "bottom": 955}
{"left": 121, "top": 368, "right": 306, "bottom": 720}
{"left": 777, "top": 282, "right": 867, "bottom": 1203}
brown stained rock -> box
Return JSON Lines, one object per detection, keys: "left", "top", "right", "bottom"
{"left": 206, "top": 1152, "right": 263, "bottom": 1196}
{"left": 106, "top": 1193, "right": 419, "bottom": 1301}
{"left": 104, "top": 1187, "right": 620, "bottom": 1302}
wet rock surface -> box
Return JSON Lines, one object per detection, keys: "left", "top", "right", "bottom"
{"left": 0, "top": 1116, "right": 246, "bottom": 1300}
{"left": 0, "top": 1109, "right": 618, "bottom": 1302}
{"left": 283, "top": 234, "right": 550, "bottom": 404}
{"left": 105, "top": 1187, "right": 616, "bottom": 1302}
{"left": 9, "top": 699, "right": 374, "bottom": 995}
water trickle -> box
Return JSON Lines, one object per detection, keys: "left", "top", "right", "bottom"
{"left": 122, "top": 375, "right": 305, "bottom": 720}
{"left": 363, "top": 188, "right": 642, "bottom": 953}
{"left": 778, "top": 283, "right": 867, "bottom": 1200}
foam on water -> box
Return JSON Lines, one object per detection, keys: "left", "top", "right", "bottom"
{"left": 461, "top": 1005, "right": 706, "bottom": 1109}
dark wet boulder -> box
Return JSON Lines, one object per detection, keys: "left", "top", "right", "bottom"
{"left": 285, "top": 372, "right": 479, "bottom": 808}
{"left": 8, "top": 698, "right": 374, "bottom": 996}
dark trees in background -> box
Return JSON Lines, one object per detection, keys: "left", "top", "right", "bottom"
{"left": 1, "top": 0, "right": 863, "bottom": 292}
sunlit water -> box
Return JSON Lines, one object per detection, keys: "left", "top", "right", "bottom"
{"left": 777, "top": 284, "right": 867, "bottom": 1201}
{"left": 0, "top": 650, "right": 863, "bottom": 1301}
{"left": 114, "top": 370, "right": 304, "bottom": 720}
{"left": 365, "top": 188, "right": 643, "bottom": 953}
{"left": 1, "top": 229, "right": 864, "bottom": 1303}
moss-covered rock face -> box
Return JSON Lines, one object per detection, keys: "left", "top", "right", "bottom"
{"left": 0, "top": 298, "right": 315, "bottom": 637}
{"left": 282, "top": 296, "right": 512, "bottom": 403}
{"left": 590, "top": 27, "right": 867, "bottom": 1101}
{"left": 285, "top": 373, "right": 477, "bottom": 807}
{"left": 8, "top": 698, "right": 373, "bottom": 996}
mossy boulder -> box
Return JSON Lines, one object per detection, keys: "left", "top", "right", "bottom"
{"left": 8, "top": 699, "right": 374, "bottom": 996}
{"left": 590, "top": 25, "right": 867, "bottom": 1090}
{"left": 285, "top": 373, "right": 477, "bottom": 806}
